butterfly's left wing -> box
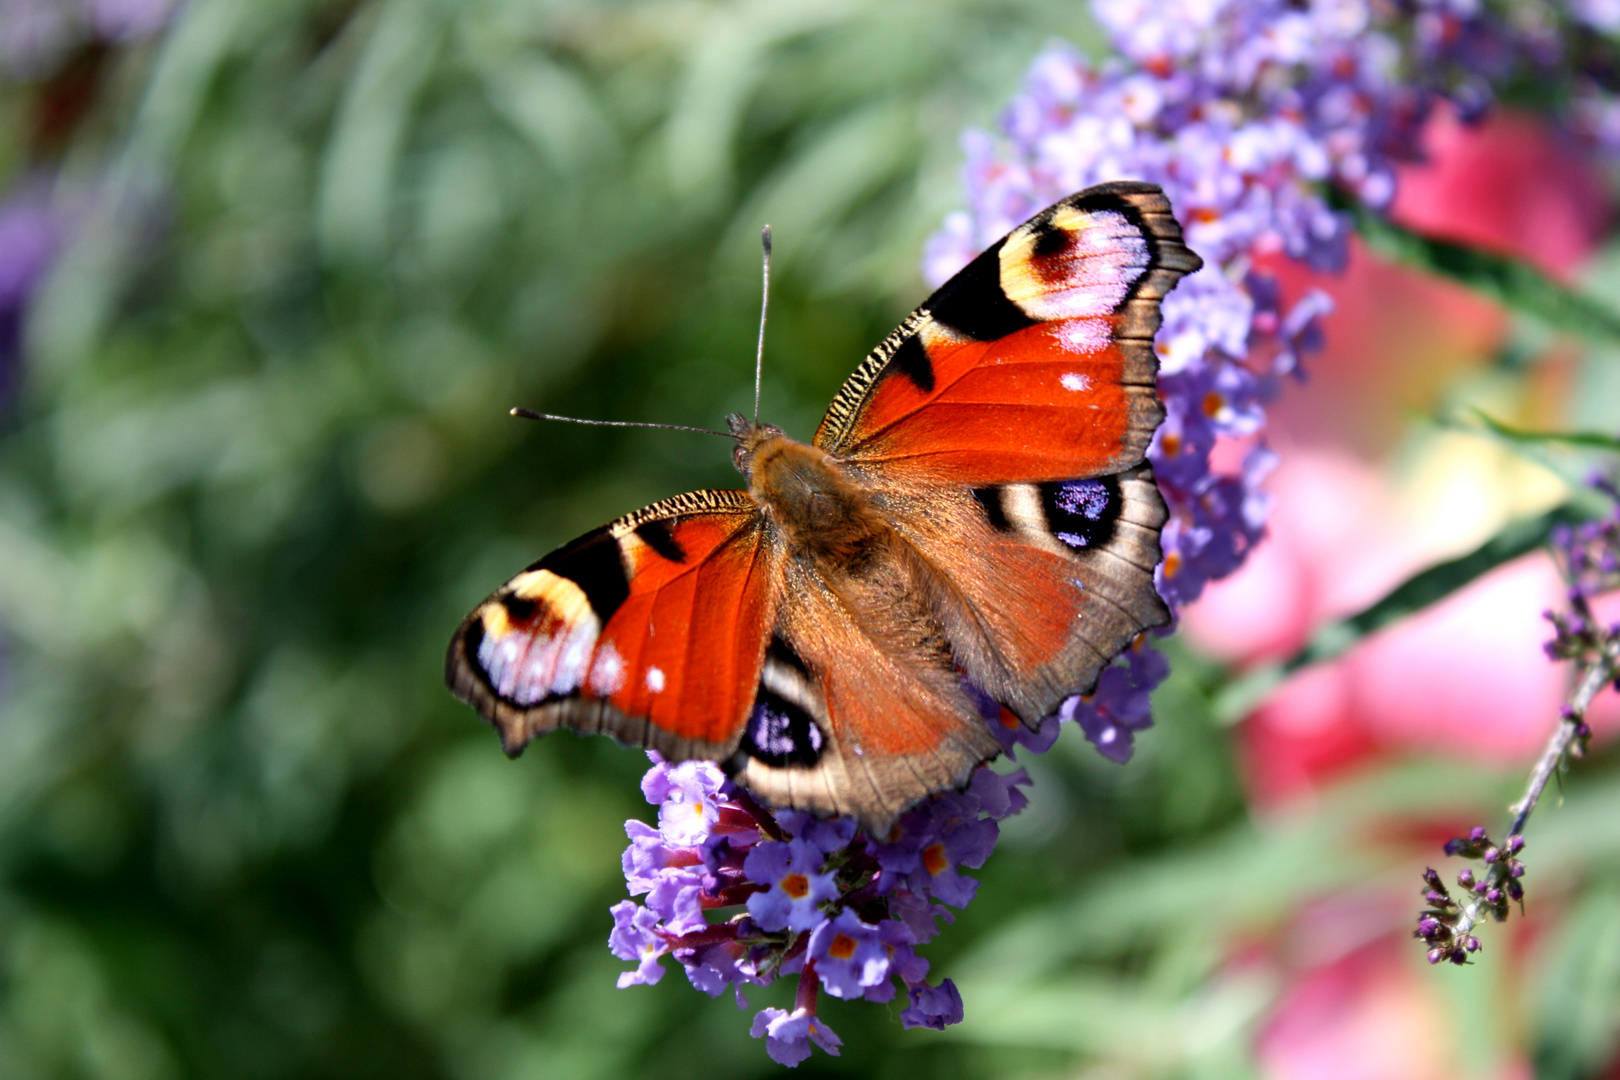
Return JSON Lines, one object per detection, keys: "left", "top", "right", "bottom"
{"left": 446, "top": 491, "right": 776, "bottom": 762}
{"left": 813, "top": 181, "right": 1199, "bottom": 726}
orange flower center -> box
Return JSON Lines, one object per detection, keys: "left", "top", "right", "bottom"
{"left": 1163, "top": 550, "right": 1182, "bottom": 578}
{"left": 827, "top": 933, "right": 857, "bottom": 960}
{"left": 781, "top": 873, "right": 810, "bottom": 900}
{"left": 923, "top": 843, "right": 948, "bottom": 876}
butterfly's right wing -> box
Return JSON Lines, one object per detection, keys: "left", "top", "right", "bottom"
{"left": 809, "top": 181, "right": 1196, "bottom": 727}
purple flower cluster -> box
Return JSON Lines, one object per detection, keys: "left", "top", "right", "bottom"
{"left": 609, "top": 756, "right": 1026, "bottom": 1066}
{"left": 921, "top": 0, "right": 1549, "bottom": 761}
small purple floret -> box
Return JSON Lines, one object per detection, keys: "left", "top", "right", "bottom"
{"left": 901, "top": 978, "right": 966, "bottom": 1031}
{"left": 809, "top": 910, "right": 891, "bottom": 999}
{"left": 744, "top": 838, "right": 840, "bottom": 933}
{"left": 750, "top": 1007, "right": 842, "bottom": 1068}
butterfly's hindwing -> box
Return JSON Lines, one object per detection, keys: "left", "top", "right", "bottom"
{"left": 876, "top": 463, "right": 1169, "bottom": 730}
{"left": 739, "top": 636, "right": 827, "bottom": 768}
{"left": 729, "top": 549, "right": 1002, "bottom": 829}
{"left": 972, "top": 474, "right": 1126, "bottom": 559}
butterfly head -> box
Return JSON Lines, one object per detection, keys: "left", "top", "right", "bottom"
{"left": 726, "top": 412, "right": 785, "bottom": 476}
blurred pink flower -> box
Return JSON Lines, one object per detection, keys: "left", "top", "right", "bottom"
{"left": 1257, "top": 940, "right": 1450, "bottom": 1080}
{"left": 1391, "top": 106, "right": 1612, "bottom": 283}
{"left": 1256, "top": 934, "right": 1531, "bottom": 1080}
{"left": 1184, "top": 107, "right": 1618, "bottom": 806}
{"left": 1186, "top": 449, "right": 1620, "bottom": 805}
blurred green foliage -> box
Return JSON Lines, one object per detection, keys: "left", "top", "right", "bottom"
{"left": 2, "top": 2, "right": 1620, "bottom": 1079}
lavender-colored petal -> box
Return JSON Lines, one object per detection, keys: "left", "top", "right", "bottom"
{"left": 809, "top": 910, "right": 890, "bottom": 1000}
{"left": 750, "top": 1007, "right": 840, "bottom": 1067}
{"left": 608, "top": 901, "right": 667, "bottom": 988}
{"left": 900, "top": 979, "right": 966, "bottom": 1030}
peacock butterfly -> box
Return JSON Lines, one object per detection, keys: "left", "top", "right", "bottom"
{"left": 445, "top": 181, "right": 1201, "bottom": 832}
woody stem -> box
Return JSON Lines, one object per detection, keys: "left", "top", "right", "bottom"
{"left": 1452, "top": 633, "right": 1620, "bottom": 939}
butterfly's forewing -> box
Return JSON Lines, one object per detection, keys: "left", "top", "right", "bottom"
{"left": 446, "top": 491, "right": 775, "bottom": 760}
{"left": 815, "top": 181, "right": 1199, "bottom": 485}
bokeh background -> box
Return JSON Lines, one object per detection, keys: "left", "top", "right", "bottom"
{"left": 2, "top": 1, "right": 1620, "bottom": 1078}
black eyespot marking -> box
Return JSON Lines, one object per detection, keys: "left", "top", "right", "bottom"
{"left": 767, "top": 635, "right": 811, "bottom": 677}
{"left": 972, "top": 486, "right": 1011, "bottom": 533}
{"left": 741, "top": 686, "right": 824, "bottom": 768}
{"left": 1031, "top": 218, "right": 1069, "bottom": 258}
{"left": 1039, "top": 476, "right": 1121, "bottom": 551}
{"left": 542, "top": 531, "right": 630, "bottom": 621}
{"left": 500, "top": 594, "right": 538, "bottom": 622}
{"left": 634, "top": 519, "right": 686, "bottom": 563}
{"left": 926, "top": 240, "right": 1038, "bottom": 342}
{"left": 890, "top": 334, "right": 935, "bottom": 393}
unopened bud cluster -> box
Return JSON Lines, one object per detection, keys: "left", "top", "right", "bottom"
{"left": 1415, "top": 828, "right": 1526, "bottom": 964}
{"left": 1544, "top": 476, "right": 1620, "bottom": 703}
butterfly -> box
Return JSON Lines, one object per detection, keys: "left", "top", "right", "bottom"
{"left": 446, "top": 181, "right": 1201, "bottom": 833}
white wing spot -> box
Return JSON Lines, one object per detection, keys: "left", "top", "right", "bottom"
{"left": 588, "top": 641, "right": 626, "bottom": 695}
{"left": 645, "top": 666, "right": 666, "bottom": 693}
{"left": 1060, "top": 371, "right": 1091, "bottom": 391}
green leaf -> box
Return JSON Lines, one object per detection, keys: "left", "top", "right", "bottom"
{"left": 1459, "top": 408, "right": 1620, "bottom": 452}
{"left": 1212, "top": 501, "right": 1590, "bottom": 724}
{"left": 1530, "top": 877, "right": 1620, "bottom": 1080}
{"left": 1343, "top": 200, "right": 1620, "bottom": 347}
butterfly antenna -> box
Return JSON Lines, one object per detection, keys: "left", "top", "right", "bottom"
{"left": 753, "top": 224, "right": 771, "bottom": 424}
{"left": 509, "top": 408, "right": 738, "bottom": 441}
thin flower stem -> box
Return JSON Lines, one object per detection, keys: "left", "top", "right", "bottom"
{"left": 796, "top": 960, "right": 820, "bottom": 1014}
{"left": 1451, "top": 634, "right": 1620, "bottom": 940}
{"left": 1508, "top": 636, "right": 1619, "bottom": 834}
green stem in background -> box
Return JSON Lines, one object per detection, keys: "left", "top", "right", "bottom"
{"left": 1211, "top": 501, "right": 1593, "bottom": 724}
{"left": 1463, "top": 410, "right": 1620, "bottom": 454}
{"left": 1341, "top": 196, "right": 1620, "bottom": 347}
